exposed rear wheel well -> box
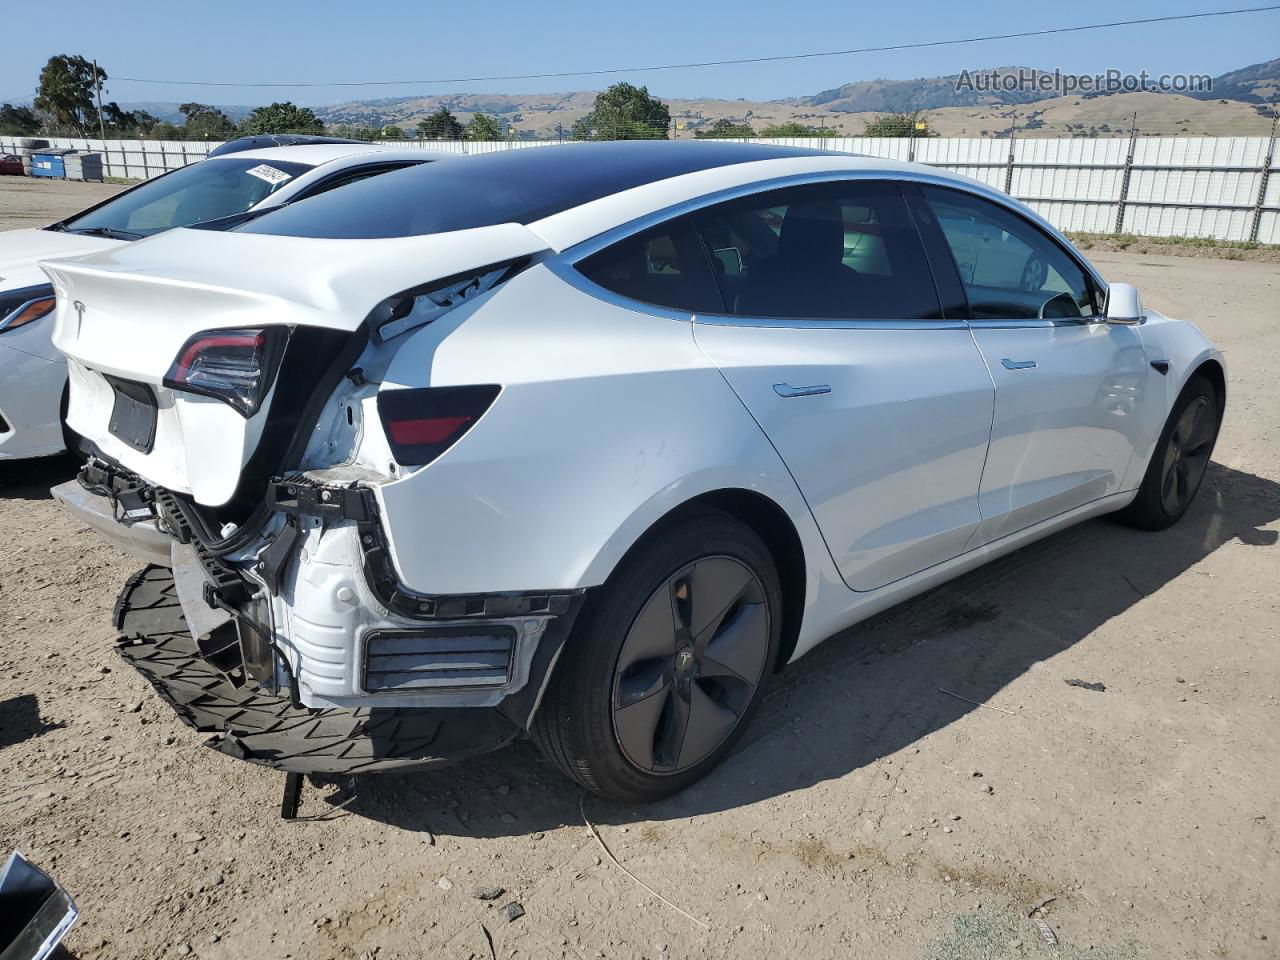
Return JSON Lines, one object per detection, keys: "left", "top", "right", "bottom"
{"left": 652, "top": 489, "right": 806, "bottom": 673}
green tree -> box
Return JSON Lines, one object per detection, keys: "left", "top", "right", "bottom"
{"left": 380, "top": 124, "right": 405, "bottom": 139}
{"left": 417, "top": 107, "right": 464, "bottom": 140}
{"left": 148, "top": 121, "right": 182, "bottom": 140}
{"left": 242, "top": 101, "right": 324, "bottom": 136}
{"left": 862, "top": 111, "right": 934, "bottom": 137}
{"left": 34, "top": 54, "right": 104, "bottom": 135}
{"left": 464, "top": 113, "right": 503, "bottom": 141}
{"left": 572, "top": 83, "right": 670, "bottom": 140}
{"left": 694, "top": 118, "right": 755, "bottom": 139}
{"left": 179, "top": 102, "right": 235, "bottom": 140}
{"left": 0, "top": 103, "right": 40, "bottom": 135}
{"left": 102, "top": 103, "right": 157, "bottom": 136}
{"left": 331, "top": 123, "right": 380, "bottom": 140}
{"left": 758, "top": 121, "right": 836, "bottom": 138}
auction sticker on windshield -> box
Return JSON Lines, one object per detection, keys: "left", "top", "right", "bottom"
{"left": 246, "top": 164, "right": 293, "bottom": 185}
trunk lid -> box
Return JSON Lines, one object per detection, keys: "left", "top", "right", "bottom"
{"left": 44, "top": 224, "right": 548, "bottom": 505}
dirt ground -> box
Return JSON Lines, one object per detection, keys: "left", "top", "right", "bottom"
{"left": 1, "top": 178, "right": 1278, "bottom": 960}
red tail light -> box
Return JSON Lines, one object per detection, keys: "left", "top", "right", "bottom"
{"left": 377, "top": 385, "right": 500, "bottom": 466}
{"left": 163, "top": 327, "right": 286, "bottom": 417}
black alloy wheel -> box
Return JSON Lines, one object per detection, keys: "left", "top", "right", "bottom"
{"left": 611, "top": 556, "right": 770, "bottom": 775}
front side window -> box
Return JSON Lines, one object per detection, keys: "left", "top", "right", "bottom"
{"left": 921, "top": 186, "right": 1096, "bottom": 321}
{"left": 59, "top": 156, "right": 312, "bottom": 238}
{"left": 693, "top": 180, "right": 943, "bottom": 321}
{"left": 576, "top": 217, "right": 723, "bottom": 313}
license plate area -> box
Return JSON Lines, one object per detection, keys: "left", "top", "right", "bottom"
{"left": 104, "top": 375, "right": 158, "bottom": 453}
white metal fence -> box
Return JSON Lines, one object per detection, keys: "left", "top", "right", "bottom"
{"left": 3, "top": 133, "right": 1277, "bottom": 244}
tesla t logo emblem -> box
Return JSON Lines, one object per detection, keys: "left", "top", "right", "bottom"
{"left": 73, "top": 300, "right": 85, "bottom": 335}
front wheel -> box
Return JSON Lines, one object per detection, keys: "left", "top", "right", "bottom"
{"left": 531, "top": 508, "right": 782, "bottom": 802}
{"left": 1117, "top": 373, "right": 1220, "bottom": 531}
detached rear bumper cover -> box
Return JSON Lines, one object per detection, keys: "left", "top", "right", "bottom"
{"left": 115, "top": 565, "right": 527, "bottom": 774}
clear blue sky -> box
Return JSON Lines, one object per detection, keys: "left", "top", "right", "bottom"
{"left": 3, "top": 0, "right": 1278, "bottom": 106}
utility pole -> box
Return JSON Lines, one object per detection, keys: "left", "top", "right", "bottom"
{"left": 92, "top": 59, "right": 106, "bottom": 141}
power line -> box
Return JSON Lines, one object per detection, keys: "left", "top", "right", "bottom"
{"left": 111, "top": 5, "right": 1280, "bottom": 89}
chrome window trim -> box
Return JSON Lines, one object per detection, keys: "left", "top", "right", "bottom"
{"left": 694, "top": 315, "right": 970, "bottom": 331}
{"left": 550, "top": 168, "right": 1107, "bottom": 330}
{"left": 966, "top": 315, "right": 1107, "bottom": 330}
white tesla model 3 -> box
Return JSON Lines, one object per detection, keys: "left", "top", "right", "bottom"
{"left": 45, "top": 142, "right": 1224, "bottom": 801}
{"left": 0, "top": 143, "right": 448, "bottom": 462}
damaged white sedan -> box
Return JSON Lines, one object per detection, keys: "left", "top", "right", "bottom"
{"left": 0, "top": 142, "right": 445, "bottom": 462}
{"left": 47, "top": 142, "right": 1224, "bottom": 801}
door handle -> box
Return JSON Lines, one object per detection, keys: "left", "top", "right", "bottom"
{"left": 773, "top": 383, "right": 832, "bottom": 398}
{"left": 1000, "top": 358, "right": 1037, "bottom": 370}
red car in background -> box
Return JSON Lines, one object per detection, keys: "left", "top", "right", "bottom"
{"left": 0, "top": 155, "right": 25, "bottom": 176}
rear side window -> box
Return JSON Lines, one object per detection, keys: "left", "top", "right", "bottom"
{"left": 692, "top": 180, "right": 943, "bottom": 321}
{"left": 576, "top": 217, "right": 724, "bottom": 314}
{"left": 921, "top": 186, "right": 1097, "bottom": 320}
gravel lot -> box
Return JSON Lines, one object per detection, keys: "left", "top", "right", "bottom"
{"left": 1, "top": 178, "right": 1278, "bottom": 960}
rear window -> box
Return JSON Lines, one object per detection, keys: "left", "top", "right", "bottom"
{"left": 237, "top": 141, "right": 836, "bottom": 240}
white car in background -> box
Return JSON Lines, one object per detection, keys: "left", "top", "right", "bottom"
{"left": 0, "top": 143, "right": 449, "bottom": 461}
{"left": 47, "top": 142, "right": 1224, "bottom": 802}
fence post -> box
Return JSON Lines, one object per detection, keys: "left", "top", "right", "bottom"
{"left": 1004, "top": 114, "right": 1018, "bottom": 195}
{"left": 1113, "top": 112, "right": 1139, "bottom": 234}
{"left": 1249, "top": 112, "right": 1277, "bottom": 244}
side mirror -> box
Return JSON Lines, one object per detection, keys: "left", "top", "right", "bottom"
{"left": 1105, "top": 283, "right": 1144, "bottom": 324}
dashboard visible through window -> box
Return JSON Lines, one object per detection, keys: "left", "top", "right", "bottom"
{"left": 920, "top": 185, "right": 1097, "bottom": 321}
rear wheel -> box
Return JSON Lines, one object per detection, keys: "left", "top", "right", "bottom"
{"left": 1117, "top": 373, "right": 1220, "bottom": 531}
{"left": 531, "top": 509, "right": 781, "bottom": 802}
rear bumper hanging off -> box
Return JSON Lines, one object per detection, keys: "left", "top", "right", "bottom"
{"left": 115, "top": 565, "right": 528, "bottom": 774}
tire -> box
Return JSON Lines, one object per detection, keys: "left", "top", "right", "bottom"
{"left": 531, "top": 508, "right": 782, "bottom": 802}
{"left": 1116, "top": 373, "right": 1220, "bottom": 531}
{"left": 116, "top": 565, "right": 507, "bottom": 774}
